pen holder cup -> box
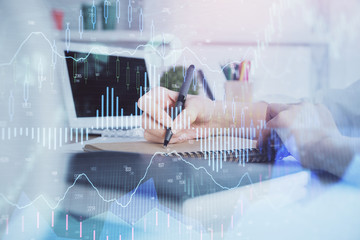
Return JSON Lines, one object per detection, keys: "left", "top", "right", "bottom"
{"left": 224, "top": 81, "right": 253, "bottom": 103}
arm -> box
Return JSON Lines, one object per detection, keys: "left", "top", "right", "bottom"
{"left": 260, "top": 102, "right": 360, "bottom": 178}
{"left": 314, "top": 136, "right": 360, "bottom": 178}
{"left": 204, "top": 100, "right": 268, "bottom": 137}
{"left": 138, "top": 87, "right": 267, "bottom": 143}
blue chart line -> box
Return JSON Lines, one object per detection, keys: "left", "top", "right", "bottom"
{"left": 0, "top": 151, "right": 257, "bottom": 210}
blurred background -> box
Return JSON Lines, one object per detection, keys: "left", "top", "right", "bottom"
{"left": 1, "top": 0, "right": 360, "bottom": 239}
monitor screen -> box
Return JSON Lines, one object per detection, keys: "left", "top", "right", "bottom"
{"left": 65, "top": 51, "right": 149, "bottom": 118}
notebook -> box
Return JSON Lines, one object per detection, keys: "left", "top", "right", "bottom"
{"left": 83, "top": 137, "right": 276, "bottom": 163}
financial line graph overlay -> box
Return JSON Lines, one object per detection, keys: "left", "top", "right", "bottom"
{"left": 0, "top": 0, "right": 356, "bottom": 81}
{"left": 0, "top": 150, "right": 298, "bottom": 211}
{"left": 0, "top": 126, "right": 262, "bottom": 167}
{"left": 0, "top": 0, "right": 302, "bottom": 75}
{"left": 0, "top": 31, "right": 255, "bottom": 75}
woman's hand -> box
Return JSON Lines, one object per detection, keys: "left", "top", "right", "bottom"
{"left": 138, "top": 87, "right": 215, "bottom": 144}
{"left": 259, "top": 102, "right": 353, "bottom": 177}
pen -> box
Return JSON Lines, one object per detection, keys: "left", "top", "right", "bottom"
{"left": 239, "top": 61, "right": 246, "bottom": 82}
{"left": 163, "top": 65, "right": 195, "bottom": 147}
{"left": 198, "top": 69, "right": 215, "bottom": 101}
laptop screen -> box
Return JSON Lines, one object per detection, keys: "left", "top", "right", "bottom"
{"left": 64, "top": 51, "right": 149, "bottom": 118}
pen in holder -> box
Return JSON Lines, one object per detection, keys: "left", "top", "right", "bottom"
{"left": 222, "top": 61, "right": 253, "bottom": 103}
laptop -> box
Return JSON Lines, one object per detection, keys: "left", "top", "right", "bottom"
{"left": 61, "top": 43, "right": 151, "bottom": 134}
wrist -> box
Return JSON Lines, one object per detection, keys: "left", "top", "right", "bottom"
{"left": 318, "top": 135, "right": 355, "bottom": 178}
{"left": 208, "top": 101, "right": 227, "bottom": 129}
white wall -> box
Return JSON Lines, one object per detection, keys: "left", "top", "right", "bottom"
{"left": 46, "top": 0, "right": 360, "bottom": 94}
{"left": 327, "top": 0, "right": 360, "bottom": 88}
{"left": 146, "top": 0, "right": 360, "bottom": 96}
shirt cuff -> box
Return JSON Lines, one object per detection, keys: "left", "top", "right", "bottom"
{"left": 342, "top": 154, "right": 360, "bottom": 187}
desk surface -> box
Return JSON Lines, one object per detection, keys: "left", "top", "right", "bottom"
{"left": 1, "top": 136, "right": 359, "bottom": 240}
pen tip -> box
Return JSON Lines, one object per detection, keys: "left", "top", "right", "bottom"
{"left": 163, "top": 140, "right": 169, "bottom": 148}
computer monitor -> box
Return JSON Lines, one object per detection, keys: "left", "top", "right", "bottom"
{"left": 61, "top": 43, "right": 151, "bottom": 131}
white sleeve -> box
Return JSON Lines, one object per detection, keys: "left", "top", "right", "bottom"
{"left": 342, "top": 154, "right": 360, "bottom": 187}
{"left": 315, "top": 80, "right": 360, "bottom": 137}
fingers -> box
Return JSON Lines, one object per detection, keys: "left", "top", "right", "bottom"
{"left": 143, "top": 125, "right": 187, "bottom": 144}
{"left": 258, "top": 104, "right": 291, "bottom": 148}
{"left": 138, "top": 87, "right": 205, "bottom": 144}
{"left": 266, "top": 113, "right": 291, "bottom": 143}
{"left": 143, "top": 129, "right": 167, "bottom": 143}
{"left": 172, "top": 108, "right": 197, "bottom": 131}
{"left": 171, "top": 95, "right": 211, "bottom": 129}
{"left": 257, "top": 122, "right": 282, "bottom": 149}
{"left": 144, "top": 128, "right": 195, "bottom": 144}
{"left": 141, "top": 110, "right": 191, "bottom": 136}
{"left": 138, "top": 87, "right": 206, "bottom": 131}
{"left": 138, "top": 87, "right": 178, "bottom": 111}
{"left": 138, "top": 87, "right": 175, "bottom": 129}
{"left": 142, "top": 111, "right": 197, "bottom": 144}
{"left": 257, "top": 128, "right": 270, "bottom": 148}
{"left": 265, "top": 103, "right": 290, "bottom": 122}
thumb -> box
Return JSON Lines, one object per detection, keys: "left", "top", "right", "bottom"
{"left": 137, "top": 95, "right": 147, "bottom": 112}
{"left": 137, "top": 87, "right": 178, "bottom": 112}
{"left": 266, "top": 103, "right": 289, "bottom": 122}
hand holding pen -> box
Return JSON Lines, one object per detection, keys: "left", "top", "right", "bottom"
{"left": 137, "top": 65, "right": 215, "bottom": 144}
